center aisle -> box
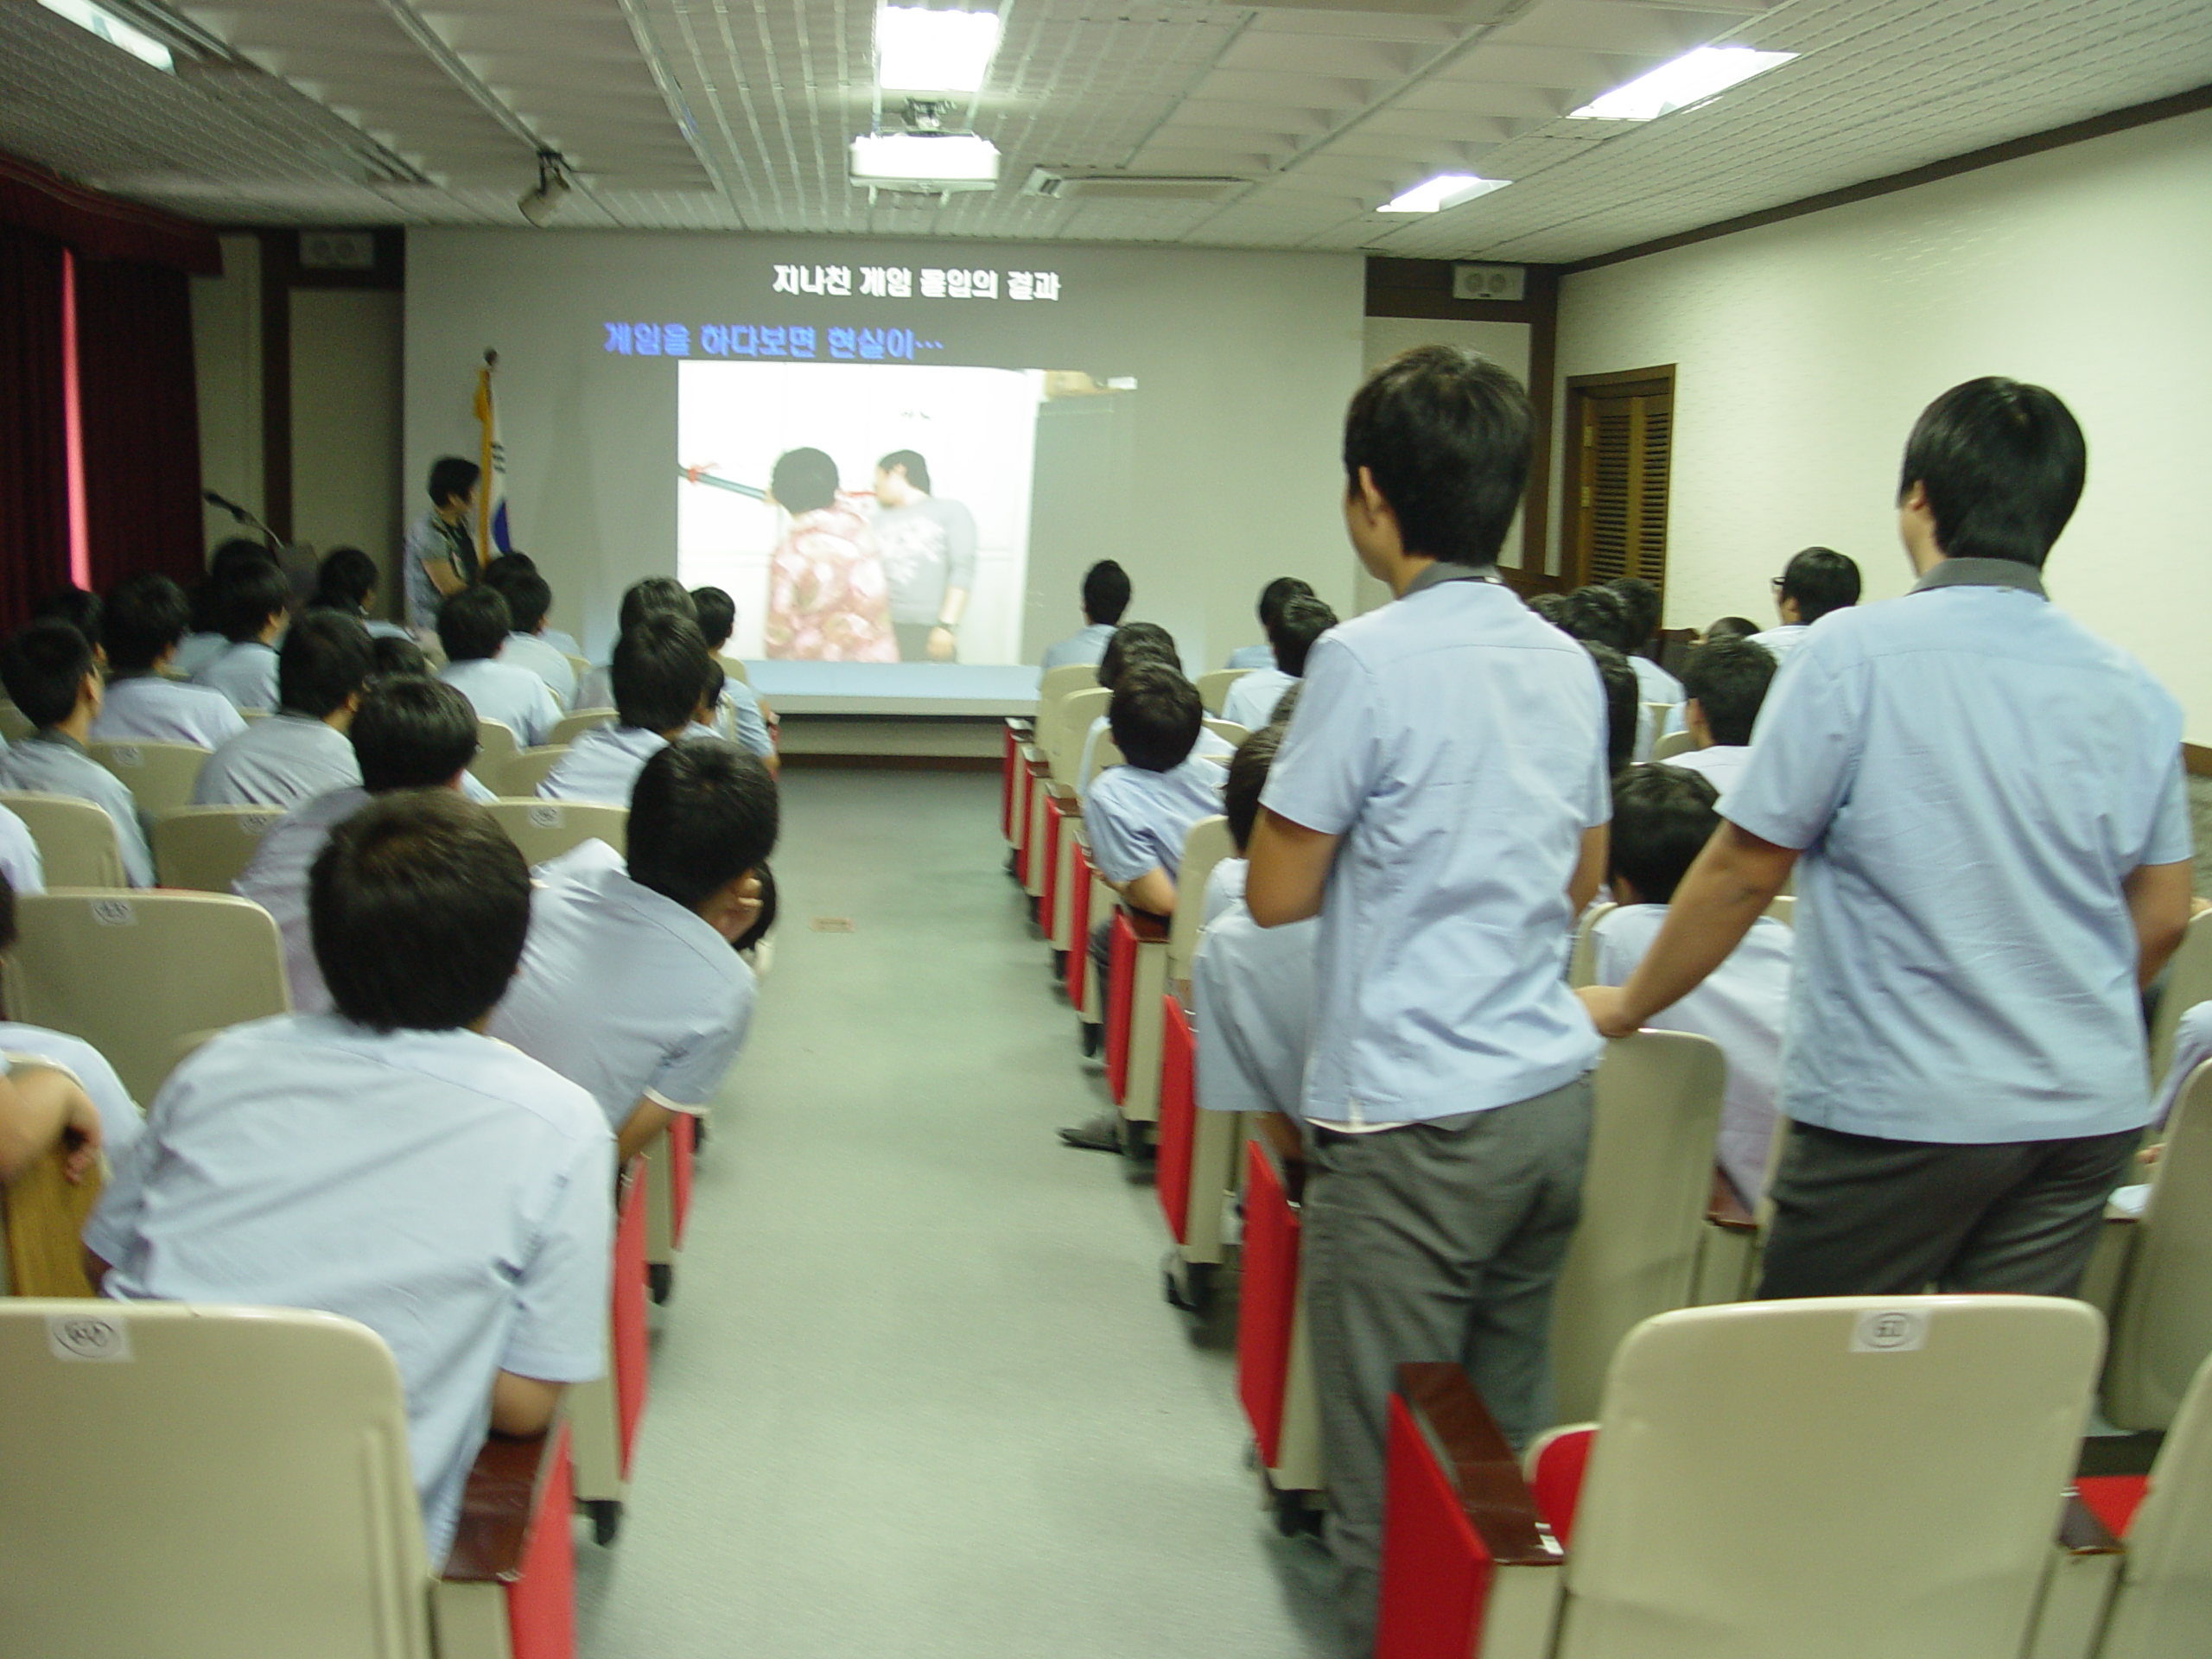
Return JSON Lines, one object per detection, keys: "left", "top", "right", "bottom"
{"left": 575, "top": 766, "right": 1342, "bottom": 1658}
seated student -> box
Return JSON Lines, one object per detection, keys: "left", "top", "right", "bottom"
{"left": 191, "top": 560, "right": 291, "bottom": 713}
{"left": 539, "top": 613, "right": 714, "bottom": 804}
{"left": 574, "top": 575, "right": 696, "bottom": 711}
{"left": 1559, "top": 585, "right": 1667, "bottom": 759}
{"left": 91, "top": 573, "right": 249, "bottom": 750}
{"left": 1039, "top": 560, "right": 1130, "bottom": 671}
{"left": 1200, "top": 695, "right": 1300, "bottom": 929}
{"left": 1223, "top": 594, "right": 1337, "bottom": 731}
{"left": 372, "top": 632, "right": 431, "bottom": 679}
{"left": 1609, "top": 575, "right": 1688, "bottom": 707}
{"left": 436, "top": 588, "right": 560, "bottom": 748}
{"left": 192, "top": 612, "right": 373, "bottom": 810}
{"left": 308, "top": 545, "right": 412, "bottom": 639}
{"left": 234, "top": 677, "right": 482, "bottom": 1014}
{"left": 35, "top": 587, "right": 105, "bottom": 664}
{"left": 1589, "top": 764, "right": 1790, "bottom": 1206}
{"left": 2150, "top": 976, "right": 2212, "bottom": 1128}
{"left": 493, "top": 739, "right": 776, "bottom": 1166}
{"left": 1228, "top": 576, "right": 1316, "bottom": 671}
{"left": 1580, "top": 640, "right": 1640, "bottom": 776}
{"left": 0, "top": 872, "right": 142, "bottom": 1161}
{"left": 1529, "top": 591, "right": 1570, "bottom": 628}
{"left": 1062, "top": 664, "right": 1224, "bottom": 1149}
{"left": 1074, "top": 623, "right": 1233, "bottom": 785}
{"left": 0, "top": 621, "right": 156, "bottom": 886}
{"left": 483, "top": 566, "right": 577, "bottom": 709}
{"left": 1663, "top": 636, "right": 1777, "bottom": 798}
{"left": 1702, "top": 614, "right": 1761, "bottom": 644}
{"left": 174, "top": 539, "right": 277, "bottom": 679}
{"left": 486, "top": 553, "right": 582, "bottom": 660}
{"left": 84, "top": 791, "right": 613, "bottom": 1568}
{"left": 1192, "top": 728, "right": 1319, "bottom": 1122}
{"left": 1751, "top": 545, "right": 1861, "bottom": 665}
{"left": 687, "top": 585, "right": 777, "bottom": 763}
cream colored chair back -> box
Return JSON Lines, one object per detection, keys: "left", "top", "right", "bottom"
{"left": 1764, "top": 893, "right": 1795, "bottom": 926}
{"left": 149, "top": 804, "right": 284, "bottom": 892}
{"left": 0, "top": 702, "right": 31, "bottom": 743}
{"left": 0, "top": 1301, "right": 433, "bottom": 1659}
{"left": 1196, "top": 668, "right": 1248, "bottom": 715}
{"left": 86, "top": 741, "right": 210, "bottom": 817}
{"left": 1203, "top": 718, "right": 1249, "bottom": 748}
{"left": 1, "top": 890, "right": 289, "bottom": 1104}
{"left": 239, "top": 708, "right": 270, "bottom": 721}
{"left": 1567, "top": 902, "right": 1617, "bottom": 989}
{"left": 1082, "top": 734, "right": 1125, "bottom": 791}
{"left": 1052, "top": 687, "right": 1109, "bottom": 782}
{"left": 2096, "top": 1350, "right": 2212, "bottom": 1659}
{"left": 2148, "top": 910, "right": 2212, "bottom": 1090}
{"left": 1166, "top": 816, "right": 1235, "bottom": 982}
{"left": 716, "top": 652, "right": 750, "bottom": 687}
{"left": 486, "top": 799, "right": 627, "bottom": 867}
{"left": 2105, "top": 1061, "right": 2212, "bottom": 1431}
{"left": 0, "top": 793, "right": 125, "bottom": 888}
{"left": 563, "top": 652, "right": 591, "bottom": 681}
{"left": 1549, "top": 1030, "right": 1726, "bottom": 1424}
{"left": 1650, "top": 729, "right": 1697, "bottom": 761}
{"left": 503, "top": 745, "right": 569, "bottom": 797}
{"left": 550, "top": 707, "right": 617, "bottom": 747}
{"left": 1037, "top": 663, "right": 1095, "bottom": 713}
{"left": 468, "top": 718, "right": 518, "bottom": 792}
{"left": 1555, "top": 1296, "right": 2102, "bottom": 1659}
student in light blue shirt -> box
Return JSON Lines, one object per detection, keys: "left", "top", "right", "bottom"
{"left": 1246, "top": 348, "right": 1609, "bottom": 1653}
{"left": 1656, "top": 634, "right": 1775, "bottom": 804}
{"left": 1748, "top": 545, "right": 1860, "bottom": 667}
{"left": 0, "top": 803, "right": 41, "bottom": 895}
{"left": 92, "top": 574, "right": 249, "bottom": 750}
{"left": 494, "top": 738, "right": 776, "bottom": 1166}
{"left": 86, "top": 791, "right": 612, "bottom": 1568}
{"left": 1222, "top": 594, "right": 1336, "bottom": 732}
{"left": 192, "top": 613, "right": 372, "bottom": 810}
{"left": 1224, "top": 575, "right": 1313, "bottom": 672}
{"left": 688, "top": 586, "right": 777, "bottom": 766}
{"left": 1559, "top": 584, "right": 1671, "bottom": 758}
{"left": 0, "top": 621, "right": 156, "bottom": 886}
{"left": 540, "top": 612, "right": 714, "bottom": 804}
{"left": 436, "top": 587, "right": 561, "bottom": 748}
{"left": 1583, "top": 378, "right": 2195, "bottom": 1304}
{"left": 1038, "top": 560, "right": 1129, "bottom": 671}
{"left": 487, "top": 569, "right": 578, "bottom": 709}
{"left": 307, "top": 546, "right": 412, "bottom": 640}
{"left": 190, "top": 561, "right": 290, "bottom": 714}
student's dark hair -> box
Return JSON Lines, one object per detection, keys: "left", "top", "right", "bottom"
{"left": 689, "top": 586, "right": 736, "bottom": 652}
{"left": 1609, "top": 764, "right": 1720, "bottom": 905}
{"left": 194, "top": 540, "right": 278, "bottom": 633}
{"left": 1224, "top": 724, "right": 1284, "bottom": 853}
{"left": 1271, "top": 596, "right": 1337, "bottom": 677}
{"left": 219, "top": 562, "right": 293, "bottom": 643}
{"left": 877, "top": 448, "right": 931, "bottom": 494}
{"left": 618, "top": 575, "right": 696, "bottom": 633}
{"left": 435, "top": 585, "right": 512, "bottom": 663}
{"left": 0, "top": 869, "right": 14, "bottom": 953}
{"left": 1899, "top": 377, "right": 2086, "bottom": 569}
{"left": 1108, "top": 663, "right": 1202, "bottom": 773}
{"left": 427, "top": 455, "right": 480, "bottom": 509}
{"left": 1529, "top": 592, "right": 1570, "bottom": 627}
{"left": 1098, "top": 620, "right": 1176, "bottom": 688}
{"left": 313, "top": 546, "right": 380, "bottom": 611}
{"left": 1777, "top": 547, "right": 1862, "bottom": 622}
{"left": 278, "top": 611, "right": 373, "bottom": 719}
{"left": 734, "top": 864, "right": 778, "bottom": 955}
{"left": 494, "top": 571, "right": 552, "bottom": 635}
{"left": 769, "top": 447, "right": 840, "bottom": 515}
{"left": 1081, "top": 560, "right": 1131, "bottom": 626}
{"left": 1268, "top": 681, "right": 1304, "bottom": 727}
{"left": 1608, "top": 576, "right": 1662, "bottom": 648}
{"left": 698, "top": 660, "right": 725, "bottom": 718}
{"left": 613, "top": 613, "right": 713, "bottom": 733}
{"left": 102, "top": 573, "right": 193, "bottom": 671}
{"left": 35, "top": 587, "right": 101, "bottom": 645}
{"left": 1582, "top": 642, "right": 1639, "bottom": 774}
{"left": 1256, "top": 576, "right": 1314, "bottom": 630}
{"left": 0, "top": 621, "right": 94, "bottom": 728}
{"left": 483, "top": 550, "right": 537, "bottom": 576}
{"left": 310, "top": 791, "right": 529, "bottom": 1032}
{"left": 1556, "top": 585, "right": 1636, "bottom": 653}
{"left": 1343, "top": 346, "right": 1530, "bottom": 565}
{"left": 371, "top": 635, "right": 431, "bottom": 679}
{"left": 1704, "top": 615, "right": 1760, "bottom": 643}
{"left": 626, "top": 738, "right": 781, "bottom": 912}
{"left": 351, "top": 676, "right": 479, "bottom": 791}
{"left": 1681, "top": 637, "right": 1777, "bottom": 747}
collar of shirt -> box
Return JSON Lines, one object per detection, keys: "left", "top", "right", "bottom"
{"left": 1400, "top": 560, "right": 1503, "bottom": 598}
{"left": 27, "top": 730, "right": 86, "bottom": 755}
{"left": 1909, "top": 557, "right": 2048, "bottom": 599}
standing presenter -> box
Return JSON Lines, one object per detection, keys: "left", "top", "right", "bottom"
{"left": 871, "top": 450, "right": 976, "bottom": 663}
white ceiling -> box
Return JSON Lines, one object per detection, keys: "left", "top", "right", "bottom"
{"left": 1, "top": 0, "right": 2207, "bottom": 261}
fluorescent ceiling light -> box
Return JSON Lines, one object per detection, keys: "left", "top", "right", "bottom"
{"left": 877, "top": 8, "right": 1001, "bottom": 94}
{"left": 1379, "top": 174, "right": 1510, "bottom": 214}
{"left": 37, "top": 0, "right": 174, "bottom": 71}
{"left": 1570, "top": 45, "right": 1795, "bottom": 120}
{"left": 851, "top": 130, "right": 1001, "bottom": 190}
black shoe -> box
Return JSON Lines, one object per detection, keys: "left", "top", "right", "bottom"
{"left": 1058, "top": 1110, "right": 1122, "bottom": 1152}
{"left": 1079, "top": 1021, "right": 1103, "bottom": 1058}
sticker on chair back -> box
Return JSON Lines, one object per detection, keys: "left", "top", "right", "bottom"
{"left": 90, "top": 899, "right": 136, "bottom": 927}
{"left": 238, "top": 815, "right": 277, "bottom": 836}
{"left": 110, "top": 746, "right": 143, "bottom": 766}
{"left": 1850, "top": 1308, "right": 1929, "bottom": 1353}
{"left": 48, "top": 1313, "right": 132, "bottom": 1362}
{"left": 528, "top": 804, "right": 563, "bottom": 830}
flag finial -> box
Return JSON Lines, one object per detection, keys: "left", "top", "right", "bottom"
{"left": 483, "top": 348, "right": 498, "bottom": 368}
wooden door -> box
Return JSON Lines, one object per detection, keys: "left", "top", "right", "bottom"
{"left": 1565, "top": 368, "right": 1674, "bottom": 596}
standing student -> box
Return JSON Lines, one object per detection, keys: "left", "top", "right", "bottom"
{"left": 0, "top": 621, "right": 156, "bottom": 886}
{"left": 485, "top": 567, "right": 577, "bottom": 709}
{"left": 92, "top": 573, "right": 249, "bottom": 749}
{"left": 1661, "top": 635, "right": 1776, "bottom": 799}
{"left": 1227, "top": 576, "right": 1314, "bottom": 671}
{"left": 1750, "top": 546, "right": 1860, "bottom": 666}
{"left": 1246, "top": 346, "right": 1609, "bottom": 1654}
{"left": 1581, "top": 378, "right": 2194, "bottom": 1302}
{"left": 494, "top": 739, "right": 777, "bottom": 1165}
{"left": 436, "top": 588, "right": 561, "bottom": 748}
{"left": 404, "top": 456, "right": 481, "bottom": 632}
{"left": 192, "top": 613, "right": 373, "bottom": 809}
{"left": 189, "top": 561, "right": 291, "bottom": 714}
{"left": 871, "top": 449, "right": 976, "bottom": 663}
{"left": 539, "top": 613, "right": 715, "bottom": 804}
{"left": 1039, "top": 561, "right": 1129, "bottom": 671}
{"left": 1221, "top": 594, "right": 1336, "bottom": 732}
{"left": 85, "top": 791, "right": 613, "bottom": 1567}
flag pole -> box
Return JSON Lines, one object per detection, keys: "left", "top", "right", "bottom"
{"left": 475, "top": 349, "right": 498, "bottom": 567}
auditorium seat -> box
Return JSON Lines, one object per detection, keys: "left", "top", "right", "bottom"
{"left": 548, "top": 709, "right": 617, "bottom": 748}
{"left": 1566, "top": 902, "right": 1616, "bottom": 989}
{"left": 0, "top": 793, "right": 126, "bottom": 888}
{"left": 1195, "top": 668, "right": 1248, "bottom": 716}
{"left": 1, "top": 890, "right": 289, "bottom": 1104}
{"left": 471, "top": 719, "right": 521, "bottom": 793}
{"left": 437, "top": 1425, "right": 582, "bottom": 1659}
{"left": 1000, "top": 716, "right": 1029, "bottom": 847}
{"left": 715, "top": 652, "right": 749, "bottom": 687}
{"left": 1103, "top": 905, "right": 1171, "bottom": 1142}
{"left": 1202, "top": 718, "right": 1249, "bottom": 748}
{"left": 2100, "top": 1058, "right": 2212, "bottom": 1432}
{"left": 563, "top": 653, "right": 591, "bottom": 683}
{"left": 1040, "top": 687, "right": 1109, "bottom": 954}
{"left": 86, "top": 740, "right": 210, "bottom": 817}
{"left": 569, "top": 1160, "right": 650, "bottom": 1548}
{"left": 639, "top": 1115, "right": 694, "bottom": 1306}
{"left": 483, "top": 800, "right": 626, "bottom": 868}
{"left": 1649, "top": 729, "right": 1697, "bottom": 762}
{"left": 1375, "top": 1295, "right": 2104, "bottom": 1659}
{"left": 0, "top": 702, "right": 31, "bottom": 743}
{"left": 150, "top": 804, "right": 283, "bottom": 892}
{"left": 1237, "top": 1113, "right": 1324, "bottom": 1535}
{"left": 2147, "top": 909, "right": 2212, "bottom": 1090}
{"left": 503, "top": 746, "right": 570, "bottom": 798}
{"left": 1157, "top": 817, "right": 1237, "bottom": 1307}
{"left": 1, "top": 1141, "right": 103, "bottom": 1297}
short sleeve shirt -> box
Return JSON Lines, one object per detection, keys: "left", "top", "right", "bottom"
{"left": 0, "top": 1020, "right": 142, "bottom": 1162}
{"left": 192, "top": 715, "right": 362, "bottom": 810}
{"left": 1722, "top": 559, "right": 2192, "bottom": 1142}
{"left": 190, "top": 641, "right": 281, "bottom": 714}
{"left": 1222, "top": 668, "right": 1296, "bottom": 732}
{"left": 1040, "top": 623, "right": 1116, "bottom": 671}
{"left": 1082, "top": 757, "right": 1225, "bottom": 887}
{"left": 538, "top": 724, "right": 666, "bottom": 804}
{"left": 1192, "top": 900, "right": 1319, "bottom": 1119}
{"left": 0, "top": 802, "right": 43, "bottom": 894}
{"left": 1660, "top": 743, "right": 1749, "bottom": 801}
{"left": 2152, "top": 1001, "right": 2212, "bottom": 1128}
{"left": 92, "top": 675, "right": 248, "bottom": 750}
{"left": 717, "top": 681, "right": 774, "bottom": 758}
{"left": 500, "top": 633, "right": 578, "bottom": 710}
{"left": 86, "top": 1014, "right": 612, "bottom": 1567}
{"left": 0, "top": 734, "right": 156, "bottom": 886}
{"left": 874, "top": 496, "right": 979, "bottom": 624}
{"left": 1225, "top": 643, "right": 1274, "bottom": 672}
{"left": 1261, "top": 570, "right": 1610, "bottom": 1124}
{"left": 404, "top": 507, "right": 474, "bottom": 632}
{"left": 440, "top": 658, "right": 562, "bottom": 748}
{"left": 232, "top": 785, "right": 370, "bottom": 1014}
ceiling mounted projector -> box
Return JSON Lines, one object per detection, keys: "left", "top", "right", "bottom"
{"left": 518, "top": 150, "right": 571, "bottom": 226}
{"left": 850, "top": 130, "right": 1001, "bottom": 193}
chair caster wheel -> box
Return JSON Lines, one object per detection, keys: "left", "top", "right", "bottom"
{"left": 648, "top": 1263, "right": 673, "bottom": 1305}
{"left": 587, "top": 1498, "right": 623, "bottom": 1546}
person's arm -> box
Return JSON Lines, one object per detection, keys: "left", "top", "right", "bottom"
{"left": 489, "top": 1371, "right": 565, "bottom": 1437}
{"left": 927, "top": 588, "right": 969, "bottom": 660}
{"left": 1246, "top": 809, "right": 1340, "bottom": 927}
{"left": 424, "top": 553, "right": 468, "bottom": 598}
{"left": 2125, "top": 861, "right": 2196, "bottom": 988}
{"left": 614, "top": 1097, "right": 676, "bottom": 1167}
{"left": 0, "top": 1067, "right": 102, "bottom": 1184}
{"left": 1568, "top": 824, "right": 1609, "bottom": 914}
{"left": 1578, "top": 822, "right": 1798, "bottom": 1038}
{"left": 1121, "top": 865, "right": 1177, "bottom": 918}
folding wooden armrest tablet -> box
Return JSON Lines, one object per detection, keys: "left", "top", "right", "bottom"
{"left": 1, "top": 1142, "right": 104, "bottom": 1298}
{"left": 437, "top": 1425, "right": 581, "bottom": 1659}
{"left": 2102, "top": 1060, "right": 2212, "bottom": 1431}
{"left": 569, "top": 1160, "right": 649, "bottom": 1547}
{"left": 86, "top": 740, "right": 211, "bottom": 817}
{"left": 0, "top": 792, "right": 126, "bottom": 888}
{"left": 484, "top": 800, "right": 626, "bottom": 868}
{"left": 471, "top": 720, "right": 522, "bottom": 794}
{"left": 502, "top": 746, "right": 571, "bottom": 798}
{"left": 1001, "top": 720, "right": 1031, "bottom": 843}
{"left": 639, "top": 1114, "right": 696, "bottom": 1306}
{"left": 150, "top": 804, "right": 284, "bottom": 891}
{"left": 1105, "top": 904, "right": 1171, "bottom": 1128}
{"left": 1195, "top": 669, "right": 1248, "bottom": 717}
{"left": 1238, "top": 1113, "right": 1323, "bottom": 1529}
{"left": 1691, "top": 1166, "right": 1758, "bottom": 1306}
{"left": 548, "top": 709, "right": 617, "bottom": 748}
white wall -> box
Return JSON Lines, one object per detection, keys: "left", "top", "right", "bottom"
{"left": 289, "top": 288, "right": 404, "bottom": 602}
{"left": 191, "top": 235, "right": 261, "bottom": 554}
{"left": 1555, "top": 108, "right": 2212, "bottom": 739}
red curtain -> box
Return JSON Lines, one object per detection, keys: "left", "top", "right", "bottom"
{"left": 0, "top": 226, "right": 72, "bottom": 632}
{"left": 74, "top": 257, "right": 204, "bottom": 593}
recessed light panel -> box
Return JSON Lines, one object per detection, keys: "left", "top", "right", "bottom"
{"left": 1569, "top": 46, "right": 1796, "bottom": 121}
{"left": 1379, "top": 174, "right": 1510, "bottom": 213}
{"left": 37, "top": 0, "right": 174, "bottom": 71}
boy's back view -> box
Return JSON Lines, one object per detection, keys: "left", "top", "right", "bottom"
{"left": 0, "top": 620, "right": 156, "bottom": 886}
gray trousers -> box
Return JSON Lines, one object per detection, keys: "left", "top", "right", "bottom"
{"left": 1757, "top": 1122, "right": 2140, "bottom": 1300}
{"left": 1302, "top": 1075, "right": 1593, "bottom": 1656}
